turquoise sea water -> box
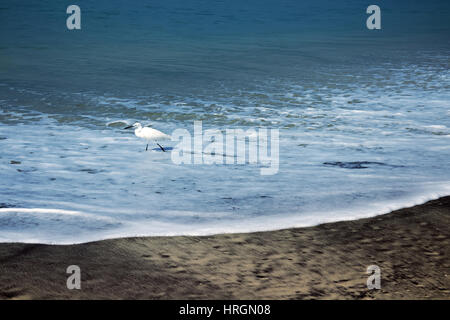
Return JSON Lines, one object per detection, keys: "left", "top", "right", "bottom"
{"left": 0, "top": 0, "right": 449, "bottom": 243}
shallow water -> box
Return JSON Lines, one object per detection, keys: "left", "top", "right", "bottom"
{"left": 0, "top": 0, "right": 449, "bottom": 243}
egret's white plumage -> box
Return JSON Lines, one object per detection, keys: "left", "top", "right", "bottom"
{"left": 125, "top": 122, "right": 170, "bottom": 151}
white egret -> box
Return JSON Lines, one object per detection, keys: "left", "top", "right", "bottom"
{"left": 124, "top": 122, "right": 170, "bottom": 152}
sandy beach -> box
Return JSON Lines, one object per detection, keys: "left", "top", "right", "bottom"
{"left": 0, "top": 196, "right": 449, "bottom": 300}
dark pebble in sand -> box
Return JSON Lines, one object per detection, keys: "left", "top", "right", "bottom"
{"left": 10, "top": 160, "right": 21, "bottom": 165}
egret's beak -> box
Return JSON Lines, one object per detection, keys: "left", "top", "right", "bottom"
{"left": 124, "top": 125, "right": 133, "bottom": 129}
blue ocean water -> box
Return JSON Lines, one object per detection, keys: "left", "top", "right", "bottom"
{"left": 0, "top": 0, "right": 449, "bottom": 243}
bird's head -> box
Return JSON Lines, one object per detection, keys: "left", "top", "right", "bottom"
{"left": 124, "top": 122, "right": 142, "bottom": 130}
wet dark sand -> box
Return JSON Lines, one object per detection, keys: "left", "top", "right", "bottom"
{"left": 0, "top": 197, "right": 449, "bottom": 299}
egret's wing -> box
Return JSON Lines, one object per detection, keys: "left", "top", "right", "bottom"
{"left": 142, "top": 127, "right": 171, "bottom": 141}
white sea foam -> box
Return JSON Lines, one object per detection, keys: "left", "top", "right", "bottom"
{"left": 1, "top": 183, "right": 448, "bottom": 244}
{"left": 0, "top": 60, "right": 449, "bottom": 244}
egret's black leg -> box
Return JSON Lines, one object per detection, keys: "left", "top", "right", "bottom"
{"left": 157, "top": 143, "right": 166, "bottom": 152}
{"left": 146, "top": 144, "right": 148, "bottom": 151}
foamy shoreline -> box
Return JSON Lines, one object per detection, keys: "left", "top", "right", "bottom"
{"left": 0, "top": 196, "right": 449, "bottom": 299}
{"left": 1, "top": 189, "right": 450, "bottom": 244}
